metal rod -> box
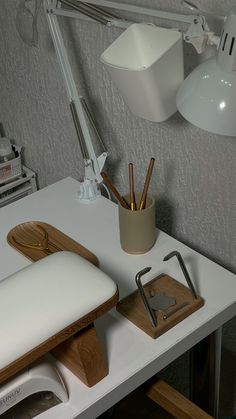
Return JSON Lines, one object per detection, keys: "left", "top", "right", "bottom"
{"left": 45, "top": 7, "right": 77, "bottom": 99}
{"left": 60, "top": 0, "right": 108, "bottom": 24}
{"left": 60, "top": 0, "right": 118, "bottom": 24}
{"left": 78, "top": 0, "right": 196, "bottom": 24}
{"left": 135, "top": 267, "right": 157, "bottom": 328}
{"left": 80, "top": 97, "right": 107, "bottom": 152}
{"left": 53, "top": 7, "right": 130, "bottom": 28}
{"left": 80, "top": 2, "right": 118, "bottom": 19}
{"left": 70, "top": 101, "right": 89, "bottom": 159}
{"left": 163, "top": 302, "right": 189, "bottom": 320}
{"left": 45, "top": 6, "right": 103, "bottom": 180}
{"left": 163, "top": 251, "right": 198, "bottom": 299}
{"left": 53, "top": 0, "right": 206, "bottom": 33}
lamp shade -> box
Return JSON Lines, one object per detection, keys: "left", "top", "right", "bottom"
{"left": 176, "top": 7, "right": 236, "bottom": 137}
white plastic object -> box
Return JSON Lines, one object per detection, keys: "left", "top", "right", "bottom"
{"left": 100, "top": 23, "right": 184, "bottom": 122}
{"left": 176, "top": 7, "right": 236, "bottom": 136}
{"left": 0, "top": 165, "right": 37, "bottom": 208}
{"left": 0, "top": 358, "right": 68, "bottom": 415}
{"left": 0, "top": 251, "right": 117, "bottom": 371}
{"left": 0, "top": 138, "right": 15, "bottom": 163}
{"left": 79, "top": 178, "right": 101, "bottom": 201}
{"left": 0, "top": 144, "right": 22, "bottom": 185}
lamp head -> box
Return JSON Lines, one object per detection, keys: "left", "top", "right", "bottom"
{"left": 176, "top": 7, "right": 236, "bottom": 136}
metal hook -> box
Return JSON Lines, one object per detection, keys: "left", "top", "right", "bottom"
{"left": 163, "top": 251, "right": 198, "bottom": 299}
{"left": 135, "top": 267, "right": 157, "bottom": 328}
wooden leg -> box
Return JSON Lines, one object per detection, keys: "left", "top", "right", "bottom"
{"left": 146, "top": 379, "right": 214, "bottom": 419}
{"left": 190, "top": 328, "right": 222, "bottom": 418}
{"left": 52, "top": 323, "right": 108, "bottom": 387}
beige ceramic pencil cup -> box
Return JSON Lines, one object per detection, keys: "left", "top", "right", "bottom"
{"left": 119, "top": 193, "right": 156, "bottom": 254}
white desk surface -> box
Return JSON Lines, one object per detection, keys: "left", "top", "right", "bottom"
{"left": 0, "top": 177, "right": 235, "bottom": 419}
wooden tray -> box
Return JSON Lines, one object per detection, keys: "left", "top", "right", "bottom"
{"left": 117, "top": 274, "right": 204, "bottom": 339}
{"left": 7, "top": 221, "right": 99, "bottom": 267}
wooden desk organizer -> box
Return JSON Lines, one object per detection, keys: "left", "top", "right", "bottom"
{"left": 4, "top": 223, "right": 118, "bottom": 387}
{"left": 117, "top": 274, "right": 204, "bottom": 339}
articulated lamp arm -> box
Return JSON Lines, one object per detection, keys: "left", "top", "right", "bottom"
{"left": 44, "top": 0, "right": 108, "bottom": 201}
{"left": 44, "top": 0, "right": 221, "bottom": 193}
{"left": 55, "top": 0, "right": 220, "bottom": 54}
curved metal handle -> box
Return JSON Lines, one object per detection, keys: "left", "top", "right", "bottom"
{"left": 163, "top": 251, "right": 198, "bottom": 299}
{"left": 135, "top": 267, "right": 157, "bottom": 328}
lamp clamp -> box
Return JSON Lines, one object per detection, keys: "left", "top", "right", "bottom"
{"left": 183, "top": 15, "right": 219, "bottom": 53}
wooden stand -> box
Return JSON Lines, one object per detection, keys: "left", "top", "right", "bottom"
{"left": 0, "top": 290, "right": 118, "bottom": 386}
{"left": 3, "top": 223, "right": 118, "bottom": 387}
{"left": 53, "top": 324, "right": 108, "bottom": 387}
{"left": 7, "top": 221, "right": 99, "bottom": 267}
{"left": 117, "top": 274, "right": 204, "bottom": 339}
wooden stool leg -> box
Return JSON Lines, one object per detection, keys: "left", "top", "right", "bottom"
{"left": 146, "top": 379, "right": 214, "bottom": 419}
{"left": 52, "top": 323, "right": 108, "bottom": 387}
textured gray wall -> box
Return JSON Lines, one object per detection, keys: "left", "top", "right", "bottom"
{"left": 0, "top": 0, "right": 235, "bottom": 417}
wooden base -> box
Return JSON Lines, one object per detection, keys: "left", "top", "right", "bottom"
{"left": 52, "top": 323, "right": 108, "bottom": 387}
{"left": 117, "top": 274, "right": 204, "bottom": 339}
{"left": 0, "top": 290, "right": 118, "bottom": 386}
{"left": 2, "top": 221, "right": 119, "bottom": 387}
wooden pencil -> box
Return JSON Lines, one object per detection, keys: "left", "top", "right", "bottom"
{"left": 129, "top": 163, "right": 136, "bottom": 211}
{"left": 101, "top": 172, "right": 130, "bottom": 209}
{"left": 138, "top": 158, "right": 155, "bottom": 210}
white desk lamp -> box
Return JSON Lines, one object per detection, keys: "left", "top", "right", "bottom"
{"left": 100, "top": 4, "right": 236, "bottom": 136}
{"left": 176, "top": 7, "right": 236, "bottom": 136}
{"left": 44, "top": 0, "right": 236, "bottom": 145}
{"left": 42, "top": 0, "right": 234, "bottom": 204}
{"left": 43, "top": 0, "right": 226, "bottom": 203}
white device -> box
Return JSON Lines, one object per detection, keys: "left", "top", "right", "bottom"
{"left": 0, "top": 165, "right": 37, "bottom": 207}
{"left": 0, "top": 358, "right": 68, "bottom": 415}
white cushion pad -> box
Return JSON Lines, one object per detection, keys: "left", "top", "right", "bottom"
{"left": 0, "top": 251, "right": 117, "bottom": 370}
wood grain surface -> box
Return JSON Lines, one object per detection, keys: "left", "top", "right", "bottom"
{"left": 53, "top": 323, "right": 108, "bottom": 387}
{"left": 117, "top": 274, "right": 204, "bottom": 339}
{"left": 7, "top": 221, "right": 99, "bottom": 267}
